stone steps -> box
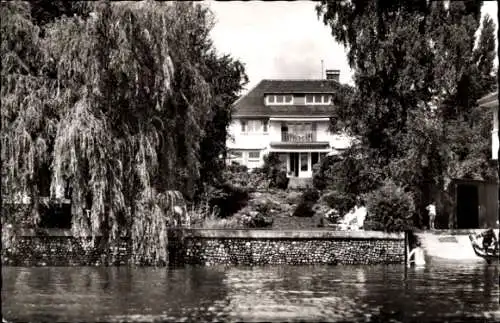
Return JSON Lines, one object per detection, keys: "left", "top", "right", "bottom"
{"left": 287, "top": 177, "right": 313, "bottom": 189}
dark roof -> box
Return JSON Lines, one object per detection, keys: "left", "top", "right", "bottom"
{"left": 232, "top": 79, "right": 343, "bottom": 117}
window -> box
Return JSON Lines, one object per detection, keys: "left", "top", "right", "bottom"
{"left": 241, "top": 120, "right": 267, "bottom": 133}
{"left": 300, "top": 153, "right": 308, "bottom": 171}
{"left": 305, "top": 94, "right": 332, "bottom": 105}
{"left": 288, "top": 122, "right": 312, "bottom": 134}
{"left": 266, "top": 95, "right": 294, "bottom": 105}
{"left": 248, "top": 151, "right": 260, "bottom": 160}
{"left": 247, "top": 120, "right": 261, "bottom": 132}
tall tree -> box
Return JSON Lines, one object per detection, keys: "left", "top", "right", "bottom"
{"left": 317, "top": 1, "right": 496, "bottom": 229}
{"left": 198, "top": 53, "right": 248, "bottom": 192}
{"left": 1, "top": 1, "right": 247, "bottom": 264}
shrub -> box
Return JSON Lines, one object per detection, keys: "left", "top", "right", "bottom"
{"left": 263, "top": 152, "right": 289, "bottom": 190}
{"left": 321, "top": 190, "right": 357, "bottom": 216}
{"left": 313, "top": 155, "right": 343, "bottom": 190}
{"left": 313, "top": 148, "right": 382, "bottom": 197}
{"left": 270, "top": 168, "right": 289, "bottom": 189}
{"left": 363, "top": 179, "right": 415, "bottom": 232}
{"left": 207, "top": 182, "right": 250, "bottom": 218}
{"left": 302, "top": 188, "right": 320, "bottom": 202}
{"left": 248, "top": 213, "right": 273, "bottom": 228}
{"left": 293, "top": 189, "right": 320, "bottom": 217}
{"left": 227, "top": 164, "right": 248, "bottom": 173}
{"left": 262, "top": 152, "right": 282, "bottom": 176}
{"left": 223, "top": 165, "right": 268, "bottom": 190}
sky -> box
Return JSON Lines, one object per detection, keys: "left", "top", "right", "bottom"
{"left": 206, "top": 0, "right": 498, "bottom": 93}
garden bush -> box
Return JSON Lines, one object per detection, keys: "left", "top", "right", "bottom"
{"left": 293, "top": 189, "right": 320, "bottom": 217}
{"left": 263, "top": 152, "right": 289, "bottom": 190}
{"left": 313, "top": 155, "right": 343, "bottom": 190}
{"left": 207, "top": 182, "right": 250, "bottom": 218}
{"left": 313, "top": 148, "right": 382, "bottom": 197}
{"left": 261, "top": 152, "right": 281, "bottom": 176}
{"left": 227, "top": 164, "right": 248, "bottom": 173}
{"left": 222, "top": 165, "right": 268, "bottom": 190}
{"left": 320, "top": 190, "right": 357, "bottom": 217}
{"left": 363, "top": 179, "right": 415, "bottom": 232}
{"left": 270, "top": 168, "right": 289, "bottom": 189}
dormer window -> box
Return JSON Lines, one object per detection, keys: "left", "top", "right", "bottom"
{"left": 305, "top": 94, "right": 332, "bottom": 105}
{"left": 266, "top": 94, "right": 293, "bottom": 105}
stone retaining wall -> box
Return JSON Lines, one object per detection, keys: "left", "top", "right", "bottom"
{"left": 168, "top": 229, "right": 405, "bottom": 266}
{"left": 2, "top": 229, "right": 405, "bottom": 266}
{"left": 2, "top": 229, "right": 130, "bottom": 266}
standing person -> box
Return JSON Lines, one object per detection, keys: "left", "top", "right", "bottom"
{"left": 426, "top": 203, "right": 436, "bottom": 230}
{"left": 408, "top": 240, "right": 426, "bottom": 267}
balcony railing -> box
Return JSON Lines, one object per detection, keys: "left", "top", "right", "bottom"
{"left": 281, "top": 132, "right": 316, "bottom": 142}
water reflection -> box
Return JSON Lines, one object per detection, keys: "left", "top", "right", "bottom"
{"left": 2, "top": 264, "right": 499, "bottom": 322}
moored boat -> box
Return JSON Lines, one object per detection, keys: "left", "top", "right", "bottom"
{"left": 469, "top": 234, "right": 499, "bottom": 264}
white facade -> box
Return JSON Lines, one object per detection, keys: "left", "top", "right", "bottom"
{"left": 227, "top": 78, "right": 354, "bottom": 178}
{"left": 227, "top": 117, "right": 353, "bottom": 178}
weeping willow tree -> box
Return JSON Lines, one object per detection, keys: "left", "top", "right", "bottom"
{"left": 1, "top": 1, "right": 52, "bottom": 234}
{"left": 1, "top": 1, "right": 247, "bottom": 265}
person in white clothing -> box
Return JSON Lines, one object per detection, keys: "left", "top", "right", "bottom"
{"left": 408, "top": 241, "right": 426, "bottom": 267}
{"left": 426, "top": 203, "right": 436, "bottom": 230}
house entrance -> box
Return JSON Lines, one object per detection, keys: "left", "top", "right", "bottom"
{"left": 456, "top": 184, "right": 479, "bottom": 229}
{"left": 288, "top": 152, "right": 311, "bottom": 177}
{"left": 289, "top": 153, "right": 299, "bottom": 177}
{"left": 288, "top": 152, "right": 327, "bottom": 178}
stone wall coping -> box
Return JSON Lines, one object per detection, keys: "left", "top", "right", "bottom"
{"left": 13, "top": 228, "right": 404, "bottom": 240}
{"left": 13, "top": 228, "right": 128, "bottom": 238}
{"left": 172, "top": 229, "right": 404, "bottom": 240}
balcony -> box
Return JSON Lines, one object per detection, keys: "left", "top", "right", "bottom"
{"left": 282, "top": 132, "right": 316, "bottom": 143}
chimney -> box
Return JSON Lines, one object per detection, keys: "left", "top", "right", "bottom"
{"left": 325, "top": 69, "right": 340, "bottom": 81}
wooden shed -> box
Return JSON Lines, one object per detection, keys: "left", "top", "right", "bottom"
{"left": 448, "top": 178, "right": 498, "bottom": 229}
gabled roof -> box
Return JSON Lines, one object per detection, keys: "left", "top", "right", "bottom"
{"left": 232, "top": 79, "right": 344, "bottom": 117}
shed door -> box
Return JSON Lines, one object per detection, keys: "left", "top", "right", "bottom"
{"left": 456, "top": 184, "right": 479, "bottom": 229}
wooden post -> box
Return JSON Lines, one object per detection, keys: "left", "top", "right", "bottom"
{"left": 405, "top": 230, "right": 409, "bottom": 268}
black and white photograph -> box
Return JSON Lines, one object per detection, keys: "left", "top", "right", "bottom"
{"left": 1, "top": 0, "right": 499, "bottom": 322}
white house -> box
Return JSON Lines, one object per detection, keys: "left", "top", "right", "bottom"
{"left": 226, "top": 70, "right": 353, "bottom": 179}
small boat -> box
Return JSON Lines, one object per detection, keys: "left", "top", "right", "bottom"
{"left": 469, "top": 235, "right": 498, "bottom": 264}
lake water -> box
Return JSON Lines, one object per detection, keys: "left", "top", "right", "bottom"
{"left": 2, "top": 263, "right": 499, "bottom": 322}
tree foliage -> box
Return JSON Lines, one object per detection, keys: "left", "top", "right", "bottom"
{"left": 317, "top": 0, "right": 497, "bottom": 229}
{"left": 363, "top": 179, "right": 415, "bottom": 232}
{"left": 1, "top": 1, "right": 247, "bottom": 264}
